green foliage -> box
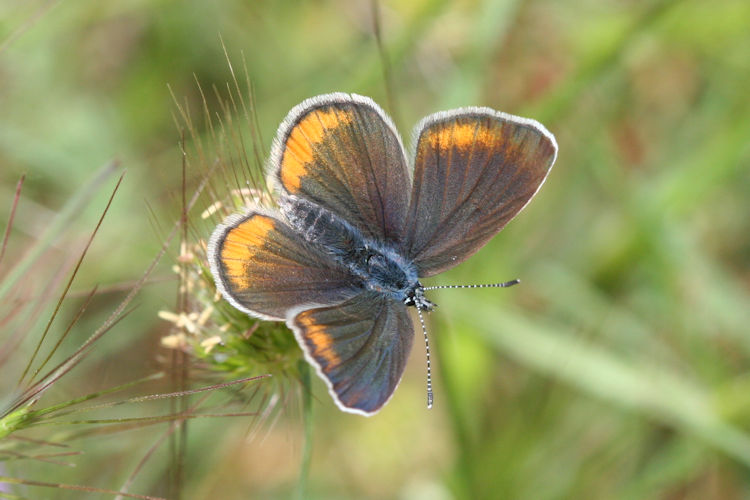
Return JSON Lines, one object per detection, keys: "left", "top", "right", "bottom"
{"left": 2, "top": 0, "right": 749, "bottom": 498}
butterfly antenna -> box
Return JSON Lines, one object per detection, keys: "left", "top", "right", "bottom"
{"left": 415, "top": 306, "right": 433, "bottom": 409}
{"left": 423, "top": 279, "right": 520, "bottom": 291}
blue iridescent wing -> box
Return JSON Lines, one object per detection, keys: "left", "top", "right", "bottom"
{"left": 288, "top": 291, "right": 413, "bottom": 416}
{"left": 404, "top": 109, "right": 558, "bottom": 277}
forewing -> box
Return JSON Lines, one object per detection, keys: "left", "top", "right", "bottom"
{"left": 288, "top": 291, "right": 413, "bottom": 416}
{"left": 270, "top": 93, "right": 410, "bottom": 246}
{"left": 404, "top": 109, "right": 557, "bottom": 276}
{"left": 208, "top": 210, "right": 361, "bottom": 321}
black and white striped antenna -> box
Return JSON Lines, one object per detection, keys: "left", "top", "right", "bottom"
{"left": 415, "top": 305, "right": 433, "bottom": 409}
{"left": 424, "top": 279, "right": 520, "bottom": 292}
{"left": 418, "top": 278, "right": 520, "bottom": 409}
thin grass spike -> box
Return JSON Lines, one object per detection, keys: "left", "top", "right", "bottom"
{"left": 21, "top": 172, "right": 125, "bottom": 386}
{"left": 0, "top": 174, "right": 24, "bottom": 271}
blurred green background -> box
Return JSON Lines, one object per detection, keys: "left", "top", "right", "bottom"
{"left": 2, "top": 0, "right": 750, "bottom": 498}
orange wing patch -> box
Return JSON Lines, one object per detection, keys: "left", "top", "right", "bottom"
{"left": 220, "top": 215, "right": 275, "bottom": 289}
{"left": 425, "top": 121, "right": 499, "bottom": 152}
{"left": 297, "top": 312, "right": 342, "bottom": 367}
{"left": 281, "top": 107, "right": 353, "bottom": 192}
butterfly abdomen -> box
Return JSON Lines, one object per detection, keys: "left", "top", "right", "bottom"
{"left": 281, "top": 195, "right": 419, "bottom": 302}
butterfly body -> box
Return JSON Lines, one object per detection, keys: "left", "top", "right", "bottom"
{"left": 208, "top": 93, "right": 557, "bottom": 416}
{"left": 281, "top": 194, "right": 422, "bottom": 306}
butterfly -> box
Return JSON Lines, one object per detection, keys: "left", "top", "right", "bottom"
{"left": 208, "top": 93, "right": 557, "bottom": 416}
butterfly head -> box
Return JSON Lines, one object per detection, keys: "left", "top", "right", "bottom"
{"left": 403, "top": 283, "right": 436, "bottom": 312}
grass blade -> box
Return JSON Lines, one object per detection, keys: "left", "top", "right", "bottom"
{"left": 0, "top": 161, "right": 119, "bottom": 302}
{"left": 446, "top": 299, "right": 750, "bottom": 467}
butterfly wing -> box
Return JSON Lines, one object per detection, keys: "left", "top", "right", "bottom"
{"left": 288, "top": 291, "right": 413, "bottom": 416}
{"left": 208, "top": 210, "right": 361, "bottom": 321}
{"left": 403, "top": 109, "right": 558, "bottom": 277}
{"left": 270, "top": 93, "right": 410, "bottom": 246}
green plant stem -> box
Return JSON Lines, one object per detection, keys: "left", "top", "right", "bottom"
{"left": 297, "top": 361, "right": 313, "bottom": 500}
{"left": 432, "top": 330, "right": 477, "bottom": 500}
